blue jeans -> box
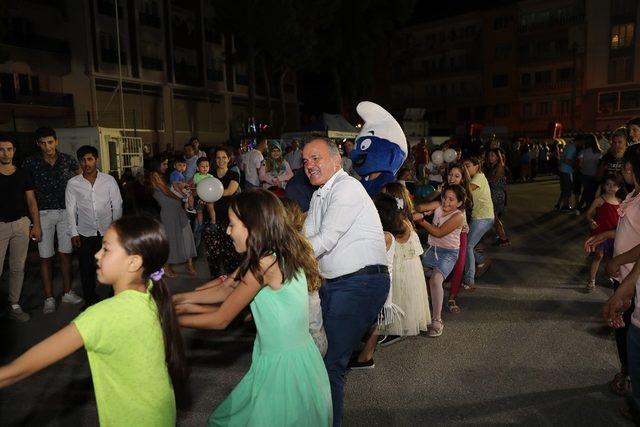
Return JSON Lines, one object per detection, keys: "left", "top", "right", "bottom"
{"left": 320, "top": 271, "right": 390, "bottom": 427}
{"left": 628, "top": 324, "right": 640, "bottom": 411}
{"left": 463, "top": 218, "right": 494, "bottom": 284}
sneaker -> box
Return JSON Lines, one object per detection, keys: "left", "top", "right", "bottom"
{"left": 186, "top": 207, "right": 197, "bottom": 214}
{"left": 8, "top": 304, "right": 30, "bottom": 322}
{"left": 462, "top": 283, "right": 477, "bottom": 292}
{"left": 61, "top": 290, "right": 84, "bottom": 305}
{"left": 378, "top": 335, "right": 402, "bottom": 347}
{"left": 43, "top": 297, "right": 56, "bottom": 314}
{"left": 475, "top": 258, "right": 492, "bottom": 278}
{"left": 585, "top": 280, "right": 596, "bottom": 293}
{"left": 348, "top": 358, "right": 375, "bottom": 370}
{"left": 559, "top": 206, "right": 573, "bottom": 213}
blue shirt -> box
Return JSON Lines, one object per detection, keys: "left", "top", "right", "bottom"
{"left": 184, "top": 156, "right": 198, "bottom": 181}
{"left": 559, "top": 143, "right": 576, "bottom": 175}
{"left": 169, "top": 170, "right": 185, "bottom": 184}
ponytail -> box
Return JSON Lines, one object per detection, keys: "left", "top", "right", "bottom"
{"left": 149, "top": 277, "right": 189, "bottom": 385}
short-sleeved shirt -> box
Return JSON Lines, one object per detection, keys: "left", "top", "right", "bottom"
{"left": 0, "top": 168, "right": 34, "bottom": 222}
{"left": 470, "top": 172, "right": 495, "bottom": 220}
{"left": 578, "top": 148, "right": 602, "bottom": 177}
{"left": 599, "top": 152, "right": 624, "bottom": 177}
{"left": 242, "top": 149, "right": 264, "bottom": 186}
{"left": 558, "top": 143, "right": 577, "bottom": 175}
{"left": 193, "top": 172, "right": 213, "bottom": 185}
{"left": 214, "top": 169, "right": 239, "bottom": 224}
{"left": 169, "top": 170, "right": 185, "bottom": 184}
{"left": 22, "top": 152, "right": 78, "bottom": 210}
{"left": 73, "top": 289, "right": 176, "bottom": 427}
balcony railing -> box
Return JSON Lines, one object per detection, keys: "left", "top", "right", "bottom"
{"left": 1, "top": 91, "right": 73, "bottom": 108}
{"left": 518, "top": 13, "right": 584, "bottom": 33}
{"left": 142, "top": 56, "right": 164, "bottom": 70}
{"left": 139, "top": 12, "right": 161, "bottom": 28}
{"left": 2, "top": 32, "right": 70, "bottom": 55}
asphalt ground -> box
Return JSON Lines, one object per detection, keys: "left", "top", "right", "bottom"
{"left": 0, "top": 177, "right": 632, "bottom": 426}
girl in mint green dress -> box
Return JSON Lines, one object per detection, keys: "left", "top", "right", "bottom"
{"left": 175, "top": 189, "right": 332, "bottom": 426}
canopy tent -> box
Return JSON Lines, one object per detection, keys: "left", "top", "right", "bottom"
{"left": 281, "top": 113, "right": 359, "bottom": 142}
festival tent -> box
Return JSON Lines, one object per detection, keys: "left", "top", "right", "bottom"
{"left": 281, "top": 113, "right": 359, "bottom": 142}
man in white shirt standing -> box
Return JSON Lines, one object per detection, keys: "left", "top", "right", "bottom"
{"left": 242, "top": 138, "right": 266, "bottom": 188}
{"left": 303, "top": 137, "right": 390, "bottom": 427}
{"left": 285, "top": 139, "right": 303, "bottom": 171}
{"left": 66, "top": 145, "right": 123, "bottom": 306}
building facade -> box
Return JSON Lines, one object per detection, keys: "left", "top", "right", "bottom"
{"left": 388, "top": 0, "right": 639, "bottom": 137}
{"left": 0, "top": 0, "right": 300, "bottom": 151}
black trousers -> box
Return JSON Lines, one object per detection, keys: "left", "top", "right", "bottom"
{"left": 79, "top": 234, "right": 103, "bottom": 306}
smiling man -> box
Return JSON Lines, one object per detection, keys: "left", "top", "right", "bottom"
{"left": 302, "top": 136, "right": 390, "bottom": 427}
{"left": 65, "top": 145, "right": 122, "bottom": 307}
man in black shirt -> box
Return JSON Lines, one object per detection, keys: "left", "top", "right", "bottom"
{"left": 22, "top": 127, "right": 83, "bottom": 314}
{"left": 0, "top": 136, "right": 41, "bottom": 321}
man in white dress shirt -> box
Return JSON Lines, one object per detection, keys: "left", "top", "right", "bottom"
{"left": 66, "top": 145, "right": 122, "bottom": 306}
{"left": 303, "top": 137, "right": 390, "bottom": 427}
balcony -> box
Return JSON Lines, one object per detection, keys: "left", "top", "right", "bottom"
{"left": 1, "top": 32, "right": 70, "bottom": 55}
{"left": 519, "top": 80, "right": 574, "bottom": 93}
{"left": 1, "top": 91, "right": 73, "bottom": 108}
{"left": 517, "top": 49, "right": 573, "bottom": 65}
{"left": 101, "top": 48, "right": 128, "bottom": 65}
{"left": 236, "top": 73, "right": 248, "bottom": 86}
{"left": 518, "top": 13, "right": 584, "bottom": 33}
{"left": 175, "top": 63, "right": 200, "bottom": 86}
{"left": 139, "top": 12, "right": 161, "bottom": 28}
{"left": 142, "top": 56, "right": 164, "bottom": 70}
{"left": 393, "top": 63, "right": 481, "bottom": 82}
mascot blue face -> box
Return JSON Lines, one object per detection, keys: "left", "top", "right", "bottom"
{"left": 350, "top": 101, "right": 407, "bottom": 178}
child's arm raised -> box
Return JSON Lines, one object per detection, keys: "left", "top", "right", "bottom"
{"left": 416, "top": 211, "right": 463, "bottom": 238}
{"left": 414, "top": 199, "right": 441, "bottom": 214}
{"left": 0, "top": 324, "right": 84, "bottom": 388}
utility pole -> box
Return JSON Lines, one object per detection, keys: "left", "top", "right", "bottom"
{"left": 570, "top": 42, "right": 577, "bottom": 131}
{"left": 114, "top": 0, "right": 126, "bottom": 132}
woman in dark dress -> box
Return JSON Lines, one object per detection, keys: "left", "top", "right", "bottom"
{"left": 202, "top": 147, "right": 243, "bottom": 277}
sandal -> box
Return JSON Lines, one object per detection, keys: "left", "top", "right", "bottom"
{"left": 447, "top": 299, "right": 461, "bottom": 313}
{"left": 428, "top": 319, "right": 444, "bottom": 337}
{"left": 609, "top": 371, "right": 631, "bottom": 396}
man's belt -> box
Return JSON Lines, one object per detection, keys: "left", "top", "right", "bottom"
{"left": 325, "top": 264, "right": 388, "bottom": 283}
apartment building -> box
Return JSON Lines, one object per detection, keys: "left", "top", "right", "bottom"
{"left": 0, "top": 0, "right": 300, "bottom": 151}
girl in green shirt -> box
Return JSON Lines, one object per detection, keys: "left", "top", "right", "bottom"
{"left": 0, "top": 216, "right": 187, "bottom": 426}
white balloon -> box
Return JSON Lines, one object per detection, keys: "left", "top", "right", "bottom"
{"left": 197, "top": 177, "right": 224, "bottom": 202}
{"left": 431, "top": 150, "right": 444, "bottom": 166}
{"left": 444, "top": 148, "right": 457, "bottom": 163}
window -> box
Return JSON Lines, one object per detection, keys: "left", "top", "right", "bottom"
{"left": 621, "top": 90, "right": 640, "bottom": 110}
{"left": 599, "top": 92, "right": 619, "bottom": 114}
{"left": 522, "top": 103, "right": 532, "bottom": 118}
{"left": 609, "top": 57, "right": 634, "bottom": 83}
{"left": 536, "top": 101, "right": 551, "bottom": 116}
{"left": 18, "top": 74, "right": 30, "bottom": 95}
{"left": 493, "top": 104, "right": 510, "bottom": 117}
{"left": 492, "top": 74, "right": 508, "bottom": 88}
{"left": 521, "top": 73, "right": 531, "bottom": 87}
{"left": 612, "top": 0, "right": 638, "bottom": 17}
{"left": 494, "top": 43, "right": 512, "bottom": 59}
{"left": 557, "top": 68, "right": 573, "bottom": 82}
{"left": 611, "top": 23, "right": 635, "bottom": 49}
{"left": 458, "top": 107, "right": 471, "bottom": 121}
{"left": 494, "top": 15, "right": 510, "bottom": 30}
{"left": 535, "top": 70, "right": 552, "bottom": 84}
{"left": 559, "top": 99, "right": 571, "bottom": 115}
{"left": 31, "top": 75, "right": 40, "bottom": 95}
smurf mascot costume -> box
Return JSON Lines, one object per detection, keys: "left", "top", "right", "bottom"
{"left": 350, "top": 101, "right": 408, "bottom": 196}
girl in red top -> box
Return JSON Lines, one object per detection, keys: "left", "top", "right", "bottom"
{"left": 585, "top": 174, "right": 625, "bottom": 292}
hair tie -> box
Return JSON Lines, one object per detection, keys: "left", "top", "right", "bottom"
{"left": 150, "top": 268, "right": 165, "bottom": 281}
{"left": 395, "top": 197, "right": 404, "bottom": 210}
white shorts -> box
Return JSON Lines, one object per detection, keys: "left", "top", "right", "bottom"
{"left": 38, "top": 209, "right": 72, "bottom": 258}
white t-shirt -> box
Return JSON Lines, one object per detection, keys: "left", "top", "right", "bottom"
{"left": 242, "top": 149, "right": 264, "bottom": 186}
{"left": 427, "top": 162, "right": 443, "bottom": 183}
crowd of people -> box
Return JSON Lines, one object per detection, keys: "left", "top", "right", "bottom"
{"left": 1, "top": 115, "right": 640, "bottom": 425}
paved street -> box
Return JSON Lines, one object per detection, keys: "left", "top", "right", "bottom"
{"left": 0, "top": 177, "right": 632, "bottom": 426}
